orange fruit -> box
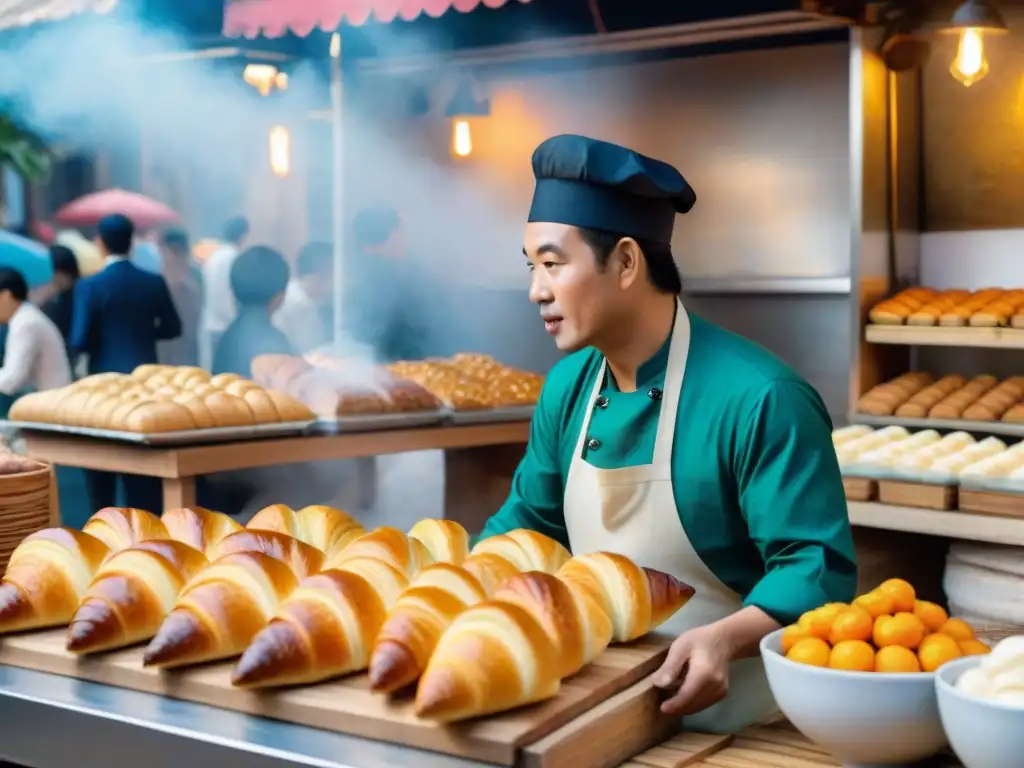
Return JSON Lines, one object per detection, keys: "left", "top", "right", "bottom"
{"left": 829, "top": 640, "right": 876, "bottom": 672}
{"left": 829, "top": 606, "right": 874, "bottom": 645}
{"left": 873, "top": 612, "right": 928, "bottom": 650}
{"left": 875, "top": 645, "right": 922, "bottom": 673}
{"left": 958, "top": 639, "right": 992, "bottom": 656}
{"left": 918, "top": 632, "right": 963, "bottom": 672}
{"left": 913, "top": 600, "right": 949, "bottom": 633}
{"left": 877, "top": 578, "right": 916, "bottom": 613}
{"left": 853, "top": 591, "right": 895, "bottom": 619}
{"left": 786, "top": 637, "right": 831, "bottom": 667}
{"left": 799, "top": 604, "right": 845, "bottom": 641}
{"left": 939, "top": 618, "right": 975, "bottom": 642}
{"left": 781, "top": 624, "right": 812, "bottom": 654}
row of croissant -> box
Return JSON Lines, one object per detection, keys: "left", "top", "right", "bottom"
{"left": 0, "top": 505, "right": 695, "bottom": 723}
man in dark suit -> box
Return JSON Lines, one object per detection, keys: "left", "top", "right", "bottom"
{"left": 70, "top": 213, "right": 182, "bottom": 513}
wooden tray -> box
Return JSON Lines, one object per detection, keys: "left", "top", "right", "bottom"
{"left": 878, "top": 480, "right": 957, "bottom": 510}
{"left": 0, "top": 629, "right": 671, "bottom": 767}
{"left": 959, "top": 489, "right": 1024, "bottom": 520}
{"left": 843, "top": 477, "right": 876, "bottom": 501}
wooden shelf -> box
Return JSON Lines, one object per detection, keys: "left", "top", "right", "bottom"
{"left": 848, "top": 501, "right": 1024, "bottom": 546}
{"left": 851, "top": 413, "right": 1024, "bottom": 439}
{"left": 865, "top": 324, "right": 1024, "bottom": 349}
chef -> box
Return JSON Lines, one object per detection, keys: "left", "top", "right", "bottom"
{"left": 477, "top": 134, "right": 857, "bottom": 733}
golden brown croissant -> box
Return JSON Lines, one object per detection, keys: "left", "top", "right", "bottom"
{"left": 207, "top": 529, "right": 324, "bottom": 579}
{"left": 162, "top": 507, "right": 242, "bottom": 555}
{"left": 82, "top": 507, "right": 169, "bottom": 554}
{"left": 325, "top": 526, "right": 433, "bottom": 579}
{"left": 368, "top": 553, "right": 520, "bottom": 693}
{"left": 143, "top": 551, "right": 299, "bottom": 668}
{"left": 67, "top": 539, "right": 209, "bottom": 654}
{"left": 407, "top": 519, "right": 469, "bottom": 565}
{"left": 470, "top": 528, "right": 571, "bottom": 573}
{"left": 0, "top": 528, "right": 111, "bottom": 633}
{"left": 246, "top": 504, "right": 364, "bottom": 559}
{"left": 232, "top": 556, "right": 409, "bottom": 688}
{"left": 556, "top": 552, "right": 695, "bottom": 642}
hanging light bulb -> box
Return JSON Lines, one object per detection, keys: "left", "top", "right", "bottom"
{"left": 942, "top": 1, "right": 1008, "bottom": 88}
{"left": 269, "top": 126, "right": 290, "bottom": 177}
{"left": 243, "top": 63, "right": 289, "bottom": 96}
{"left": 452, "top": 120, "right": 472, "bottom": 158}
{"left": 445, "top": 79, "right": 490, "bottom": 160}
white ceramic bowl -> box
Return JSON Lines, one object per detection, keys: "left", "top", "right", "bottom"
{"left": 936, "top": 655, "right": 1024, "bottom": 768}
{"left": 760, "top": 629, "right": 948, "bottom": 767}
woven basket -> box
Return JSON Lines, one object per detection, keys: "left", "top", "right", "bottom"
{"left": 0, "top": 464, "right": 57, "bottom": 575}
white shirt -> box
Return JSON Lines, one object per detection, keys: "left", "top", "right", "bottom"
{"left": 200, "top": 243, "right": 240, "bottom": 335}
{"left": 273, "top": 280, "right": 330, "bottom": 353}
{"left": 0, "top": 303, "right": 72, "bottom": 395}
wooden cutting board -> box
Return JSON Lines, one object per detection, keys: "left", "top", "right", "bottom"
{"left": 0, "top": 629, "right": 672, "bottom": 766}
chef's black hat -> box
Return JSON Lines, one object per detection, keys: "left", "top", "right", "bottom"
{"left": 528, "top": 134, "right": 696, "bottom": 245}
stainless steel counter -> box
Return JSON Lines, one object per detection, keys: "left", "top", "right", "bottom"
{"left": 0, "top": 665, "right": 487, "bottom": 768}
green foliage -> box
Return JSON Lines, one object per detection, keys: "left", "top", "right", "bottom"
{"left": 0, "top": 114, "right": 53, "bottom": 184}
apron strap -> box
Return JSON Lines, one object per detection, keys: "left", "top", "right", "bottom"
{"left": 651, "top": 299, "right": 691, "bottom": 469}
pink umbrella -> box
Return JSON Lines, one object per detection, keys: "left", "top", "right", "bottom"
{"left": 53, "top": 189, "right": 180, "bottom": 230}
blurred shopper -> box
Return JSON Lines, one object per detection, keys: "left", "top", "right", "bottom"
{"left": 200, "top": 216, "right": 249, "bottom": 369}
{"left": 39, "top": 244, "right": 80, "bottom": 359}
{"left": 274, "top": 240, "right": 333, "bottom": 353}
{"left": 158, "top": 228, "right": 202, "bottom": 367}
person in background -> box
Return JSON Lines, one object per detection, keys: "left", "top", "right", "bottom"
{"left": 348, "top": 207, "right": 428, "bottom": 362}
{"left": 201, "top": 216, "right": 249, "bottom": 370}
{"left": 70, "top": 213, "right": 182, "bottom": 513}
{"left": 39, "top": 245, "right": 80, "bottom": 360}
{"left": 213, "top": 245, "right": 294, "bottom": 377}
{"left": 158, "top": 228, "right": 202, "bottom": 368}
{"left": 131, "top": 232, "right": 163, "bottom": 274}
{"left": 273, "top": 241, "right": 333, "bottom": 353}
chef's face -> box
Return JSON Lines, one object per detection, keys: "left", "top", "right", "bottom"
{"left": 524, "top": 222, "right": 633, "bottom": 352}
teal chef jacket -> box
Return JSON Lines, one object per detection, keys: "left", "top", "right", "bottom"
{"left": 480, "top": 312, "right": 858, "bottom": 626}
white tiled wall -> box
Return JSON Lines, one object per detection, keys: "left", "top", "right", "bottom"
{"left": 920, "top": 230, "right": 1024, "bottom": 289}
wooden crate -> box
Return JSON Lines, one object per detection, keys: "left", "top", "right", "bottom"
{"left": 959, "top": 489, "right": 1024, "bottom": 520}
{"left": 843, "top": 477, "right": 876, "bottom": 501}
{"left": 878, "top": 480, "right": 957, "bottom": 510}
{"left": 0, "top": 629, "right": 674, "bottom": 768}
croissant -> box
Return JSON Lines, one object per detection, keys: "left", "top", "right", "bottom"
{"left": 368, "top": 553, "right": 520, "bottom": 693}
{"left": 67, "top": 539, "right": 209, "bottom": 654}
{"left": 325, "top": 526, "right": 433, "bottom": 579}
{"left": 556, "top": 552, "right": 695, "bottom": 642}
{"left": 232, "top": 556, "right": 409, "bottom": 688}
{"left": 407, "top": 519, "right": 470, "bottom": 565}
{"left": 0, "top": 528, "right": 111, "bottom": 633}
{"left": 207, "top": 529, "right": 324, "bottom": 579}
{"left": 246, "top": 504, "right": 364, "bottom": 559}
{"left": 162, "top": 507, "right": 242, "bottom": 555}
{"left": 82, "top": 507, "right": 169, "bottom": 554}
{"left": 469, "top": 529, "right": 571, "bottom": 573}
{"left": 143, "top": 551, "right": 299, "bottom": 668}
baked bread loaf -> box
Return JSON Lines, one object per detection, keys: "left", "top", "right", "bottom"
{"left": 868, "top": 288, "right": 936, "bottom": 325}
{"left": 161, "top": 507, "right": 242, "bottom": 555}
{"left": 367, "top": 553, "right": 520, "bottom": 693}
{"left": 856, "top": 373, "right": 932, "bottom": 416}
{"left": 470, "top": 529, "right": 572, "bottom": 573}
{"left": 231, "top": 556, "right": 409, "bottom": 688}
{"left": 207, "top": 529, "right": 325, "bottom": 579}
{"left": 83, "top": 507, "right": 169, "bottom": 554}
{"left": 929, "top": 375, "right": 998, "bottom": 420}
{"left": 386, "top": 360, "right": 493, "bottom": 410}
{"left": 67, "top": 539, "right": 208, "bottom": 654}
{"left": 407, "top": 519, "right": 470, "bottom": 566}
{"left": 0, "top": 528, "right": 111, "bottom": 633}
{"left": 325, "top": 526, "right": 433, "bottom": 579}
{"left": 894, "top": 375, "right": 966, "bottom": 418}
{"left": 246, "top": 504, "right": 365, "bottom": 559}
{"left": 143, "top": 551, "right": 299, "bottom": 668}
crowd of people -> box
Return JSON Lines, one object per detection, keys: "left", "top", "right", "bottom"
{"left": 0, "top": 205, "right": 430, "bottom": 524}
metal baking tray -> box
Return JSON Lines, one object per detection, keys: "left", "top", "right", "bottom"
{"left": 445, "top": 405, "right": 536, "bottom": 425}
{"left": 2, "top": 420, "right": 315, "bottom": 446}
{"left": 959, "top": 475, "right": 1024, "bottom": 495}
{"left": 853, "top": 413, "right": 1024, "bottom": 439}
{"left": 308, "top": 410, "right": 446, "bottom": 434}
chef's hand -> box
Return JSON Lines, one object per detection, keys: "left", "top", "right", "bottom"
{"left": 653, "top": 623, "right": 730, "bottom": 716}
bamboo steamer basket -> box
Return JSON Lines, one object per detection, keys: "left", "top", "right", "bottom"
{"left": 0, "top": 464, "right": 57, "bottom": 575}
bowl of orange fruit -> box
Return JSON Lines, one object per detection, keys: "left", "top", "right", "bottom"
{"left": 760, "top": 578, "right": 990, "bottom": 767}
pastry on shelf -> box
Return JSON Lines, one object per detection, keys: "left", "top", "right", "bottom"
{"left": 939, "top": 288, "right": 1007, "bottom": 326}
{"left": 894, "top": 375, "right": 966, "bottom": 418}
{"left": 868, "top": 287, "right": 937, "bottom": 325}
{"left": 969, "top": 290, "right": 1024, "bottom": 328}
{"left": 0, "top": 528, "right": 111, "bottom": 633}
{"left": 161, "top": 506, "right": 242, "bottom": 556}
{"left": 82, "top": 507, "right": 169, "bottom": 554}
{"left": 386, "top": 360, "right": 494, "bottom": 410}
{"left": 928, "top": 375, "right": 998, "bottom": 420}
{"left": 407, "top": 519, "right": 470, "bottom": 566}
{"left": 834, "top": 425, "right": 910, "bottom": 466}
{"left": 207, "top": 529, "right": 325, "bottom": 579}
{"left": 470, "top": 528, "right": 572, "bottom": 573}
{"left": 67, "top": 539, "right": 209, "bottom": 654}
{"left": 856, "top": 372, "right": 932, "bottom": 416}
{"left": 906, "top": 290, "right": 971, "bottom": 327}
{"left": 1003, "top": 404, "right": 1024, "bottom": 424}
{"left": 246, "top": 504, "right": 365, "bottom": 560}
{"left": 325, "top": 526, "right": 434, "bottom": 580}
{"left": 963, "top": 377, "right": 1024, "bottom": 421}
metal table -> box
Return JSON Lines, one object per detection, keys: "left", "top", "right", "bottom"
{"left": 0, "top": 665, "right": 485, "bottom": 768}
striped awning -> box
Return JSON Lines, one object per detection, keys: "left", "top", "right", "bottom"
{"left": 223, "top": 0, "right": 529, "bottom": 38}
{"left": 0, "top": 0, "right": 117, "bottom": 31}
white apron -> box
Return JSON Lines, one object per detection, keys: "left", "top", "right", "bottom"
{"left": 563, "top": 300, "right": 778, "bottom": 734}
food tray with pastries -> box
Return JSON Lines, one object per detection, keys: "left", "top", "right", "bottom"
{"left": 251, "top": 354, "right": 445, "bottom": 430}
{"left": 6, "top": 366, "right": 314, "bottom": 445}
{"left": 868, "top": 286, "right": 1024, "bottom": 327}
{"left": 0, "top": 506, "right": 695, "bottom": 767}
{"left": 856, "top": 372, "right": 1024, "bottom": 425}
